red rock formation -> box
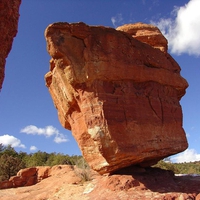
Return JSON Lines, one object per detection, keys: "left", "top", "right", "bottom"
{"left": 0, "top": 0, "right": 21, "bottom": 90}
{"left": 117, "top": 22, "right": 168, "bottom": 53}
{"left": 0, "top": 166, "right": 51, "bottom": 189}
{"left": 45, "top": 22, "right": 188, "bottom": 174}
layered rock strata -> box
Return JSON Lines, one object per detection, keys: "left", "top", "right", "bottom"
{"left": 45, "top": 22, "right": 188, "bottom": 174}
{"left": 0, "top": 0, "right": 21, "bottom": 90}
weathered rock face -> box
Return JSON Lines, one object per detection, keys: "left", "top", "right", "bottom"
{"left": 117, "top": 22, "right": 168, "bottom": 53}
{"left": 0, "top": 0, "right": 21, "bottom": 90}
{"left": 45, "top": 22, "right": 188, "bottom": 174}
{"left": 0, "top": 166, "right": 51, "bottom": 189}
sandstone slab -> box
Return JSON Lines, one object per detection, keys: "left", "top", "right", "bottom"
{"left": 45, "top": 22, "right": 188, "bottom": 174}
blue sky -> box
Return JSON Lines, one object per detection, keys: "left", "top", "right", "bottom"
{"left": 0, "top": 0, "right": 200, "bottom": 162}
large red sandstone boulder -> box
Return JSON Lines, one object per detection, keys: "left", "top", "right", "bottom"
{"left": 45, "top": 22, "right": 188, "bottom": 174}
{"left": 0, "top": 0, "right": 21, "bottom": 90}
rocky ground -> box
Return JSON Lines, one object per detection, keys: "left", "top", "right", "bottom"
{"left": 0, "top": 165, "right": 200, "bottom": 200}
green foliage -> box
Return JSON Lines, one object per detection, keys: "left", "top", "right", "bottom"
{"left": 0, "top": 145, "right": 18, "bottom": 157}
{"left": 0, "top": 145, "right": 25, "bottom": 181}
{"left": 22, "top": 151, "right": 77, "bottom": 167}
{"left": 173, "top": 161, "right": 200, "bottom": 174}
{"left": 24, "top": 151, "right": 49, "bottom": 167}
{"left": 1, "top": 143, "right": 200, "bottom": 183}
{"left": 0, "top": 144, "right": 88, "bottom": 181}
{"left": 46, "top": 153, "right": 74, "bottom": 166}
{"left": 154, "top": 158, "right": 200, "bottom": 175}
{"left": 0, "top": 143, "right": 5, "bottom": 152}
{"left": 153, "top": 160, "right": 180, "bottom": 174}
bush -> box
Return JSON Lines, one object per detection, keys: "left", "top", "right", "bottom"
{"left": 153, "top": 160, "right": 180, "bottom": 174}
{"left": 74, "top": 157, "right": 92, "bottom": 182}
{"left": 0, "top": 154, "right": 25, "bottom": 181}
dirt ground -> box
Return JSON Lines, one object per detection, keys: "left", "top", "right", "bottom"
{"left": 0, "top": 165, "right": 91, "bottom": 200}
{"left": 0, "top": 165, "right": 200, "bottom": 200}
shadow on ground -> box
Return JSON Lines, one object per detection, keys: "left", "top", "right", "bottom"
{"left": 114, "top": 166, "right": 200, "bottom": 193}
{"left": 88, "top": 165, "right": 200, "bottom": 200}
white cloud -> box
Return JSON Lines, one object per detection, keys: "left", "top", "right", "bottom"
{"left": 111, "top": 13, "right": 123, "bottom": 28}
{"left": 0, "top": 134, "right": 26, "bottom": 148}
{"left": 20, "top": 125, "right": 56, "bottom": 137}
{"left": 54, "top": 134, "right": 68, "bottom": 143}
{"left": 21, "top": 125, "right": 68, "bottom": 144}
{"left": 172, "top": 149, "right": 200, "bottom": 163}
{"left": 152, "top": 0, "right": 200, "bottom": 56}
{"left": 30, "top": 145, "right": 37, "bottom": 151}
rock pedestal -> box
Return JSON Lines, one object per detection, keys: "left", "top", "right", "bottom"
{"left": 45, "top": 22, "right": 188, "bottom": 174}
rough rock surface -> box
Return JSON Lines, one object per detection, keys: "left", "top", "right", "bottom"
{"left": 0, "top": 0, "right": 21, "bottom": 90}
{"left": 45, "top": 22, "right": 188, "bottom": 174}
{"left": 117, "top": 22, "right": 168, "bottom": 53}
{"left": 0, "top": 165, "right": 200, "bottom": 200}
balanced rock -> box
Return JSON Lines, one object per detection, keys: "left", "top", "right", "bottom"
{"left": 45, "top": 22, "right": 188, "bottom": 174}
{"left": 0, "top": 0, "right": 21, "bottom": 90}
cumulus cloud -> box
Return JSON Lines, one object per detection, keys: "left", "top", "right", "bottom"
{"left": 172, "top": 149, "right": 200, "bottom": 163}
{"left": 21, "top": 125, "right": 56, "bottom": 137}
{"left": 54, "top": 134, "right": 68, "bottom": 143}
{"left": 152, "top": 0, "right": 200, "bottom": 56}
{"left": 30, "top": 145, "right": 37, "bottom": 151}
{"left": 21, "top": 125, "right": 68, "bottom": 144}
{"left": 111, "top": 13, "right": 124, "bottom": 28}
{"left": 0, "top": 134, "right": 26, "bottom": 148}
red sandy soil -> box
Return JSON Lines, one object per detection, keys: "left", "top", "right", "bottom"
{"left": 0, "top": 165, "right": 200, "bottom": 200}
